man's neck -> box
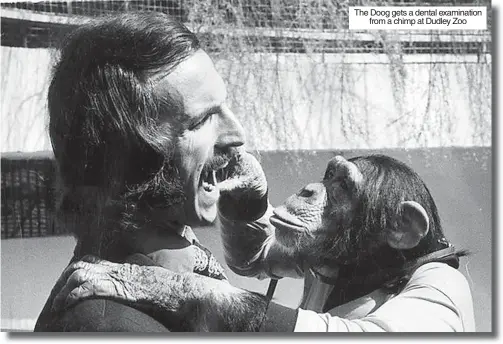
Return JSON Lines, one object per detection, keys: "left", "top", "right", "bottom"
{"left": 131, "top": 210, "right": 190, "bottom": 255}
{"left": 76, "top": 205, "right": 189, "bottom": 261}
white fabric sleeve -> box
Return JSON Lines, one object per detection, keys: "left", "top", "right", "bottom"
{"left": 294, "top": 263, "right": 474, "bottom": 332}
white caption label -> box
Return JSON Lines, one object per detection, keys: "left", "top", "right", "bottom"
{"left": 349, "top": 6, "right": 487, "bottom": 30}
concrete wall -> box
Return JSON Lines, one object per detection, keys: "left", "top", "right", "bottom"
{"left": 1, "top": 147, "right": 492, "bottom": 331}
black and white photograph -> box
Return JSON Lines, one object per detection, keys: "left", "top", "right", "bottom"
{"left": 0, "top": 0, "right": 492, "bottom": 333}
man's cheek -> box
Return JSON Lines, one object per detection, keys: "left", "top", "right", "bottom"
{"left": 176, "top": 136, "right": 199, "bottom": 184}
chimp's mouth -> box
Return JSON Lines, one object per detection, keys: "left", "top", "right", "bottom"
{"left": 269, "top": 207, "right": 306, "bottom": 233}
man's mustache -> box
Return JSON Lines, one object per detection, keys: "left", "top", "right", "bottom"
{"left": 202, "top": 147, "right": 241, "bottom": 173}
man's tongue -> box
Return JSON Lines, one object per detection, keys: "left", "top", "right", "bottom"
{"left": 202, "top": 169, "right": 216, "bottom": 191}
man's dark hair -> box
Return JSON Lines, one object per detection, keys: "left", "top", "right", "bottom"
{"left": 48, "top": 12, "right": 200, "bottom": 260}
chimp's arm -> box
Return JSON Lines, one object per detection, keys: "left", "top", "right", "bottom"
{"left": 215, "top": 150, "right": 305, "bottom": 280}
{"left": 217, "top": 192, "right": 304, "bottom": 280}
{"left": 52, "top": 258, "right": 298, "bottom": 332}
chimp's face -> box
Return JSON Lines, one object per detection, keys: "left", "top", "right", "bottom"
{"left": 270, "top": 155, "right": 431, "bottom": 269}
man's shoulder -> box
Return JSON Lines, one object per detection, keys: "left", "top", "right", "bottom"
{"left": 35, "top": 253, "right": 171, "bottom": 332}
{"left": 38, "top": 298, "right": 170, "bottom": 332}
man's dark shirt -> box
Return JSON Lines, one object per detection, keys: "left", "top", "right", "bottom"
{"left": 34, "top": 238, "right": 227, "bottom": 332}
{"left": 34, "top": 253, "right": 171, "bottom": 332}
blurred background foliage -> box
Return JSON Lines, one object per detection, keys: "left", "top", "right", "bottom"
{"left": 1, "top": 0, "right": 492, "bottom": 152}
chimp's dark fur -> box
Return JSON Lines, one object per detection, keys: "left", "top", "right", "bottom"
{"left": 317, "top": 155, "right": 467, "bottom": 309}
{"left": 213, "top": 154, "right": 468, "bottom": 330}
{"left": 349, "top": 155, "right": 463, "bottom": 260}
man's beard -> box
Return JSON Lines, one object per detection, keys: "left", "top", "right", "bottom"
{"left": 123, "top": 158, "right": 186, "bottom": 220}
{"left": 122, "top": 147, "right": 240, "bottom": 224}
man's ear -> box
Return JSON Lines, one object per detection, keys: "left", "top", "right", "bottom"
{"left": 387, "top": 201, "right": 429, "bottom": 250}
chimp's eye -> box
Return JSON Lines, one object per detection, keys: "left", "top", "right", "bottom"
{"left": 340, "top": 178, "right": 349, "bottom": 191}
{"left": 324, "top": 169, "right": 335, "bottom": 181}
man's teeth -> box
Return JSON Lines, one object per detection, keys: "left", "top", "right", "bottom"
{"left": 202, "top": 170, "right": 218, "bottom": 192}
{"left": 202, "top": 181, "right": 215, "bottom": 192}
{"left": 211, "top": 170, "right": 217, "bottom": 185}
{"left": 202, "top": 164, "right": 230, "bottom": 192}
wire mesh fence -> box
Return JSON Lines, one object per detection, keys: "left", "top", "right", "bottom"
{"left": 0, "top": 152, "right": 61, "bottom": 238}
{"left": 1, "top": 0, "right": 492, "bottom": 152}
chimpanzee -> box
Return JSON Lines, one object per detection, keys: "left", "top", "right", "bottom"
{"left": 50, "top": 153, "right": 475, "bottom": 332}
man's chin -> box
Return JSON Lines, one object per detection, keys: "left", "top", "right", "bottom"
{"left": 190, "top": 197, "right": 218, "bottom": 226}
{"left": 183, "top": 212, "right": 217, "bottom": 227}
{"left": 199, "top": 206, "right": 218, "bottom": 225}
{"left": 193, "top": 187, "right": 219, "bottom": 225}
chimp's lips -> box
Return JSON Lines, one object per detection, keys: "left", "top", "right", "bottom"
{"left": 269, "top": 206, "right": 306, "bottom": 233}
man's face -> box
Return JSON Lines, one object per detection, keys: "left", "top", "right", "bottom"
{"left": 156, "top": 49, "right": 245, "bottom": 226}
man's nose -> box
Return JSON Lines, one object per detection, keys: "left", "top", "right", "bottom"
{"left": 215, "top": 107, "right": 245, "bottom": 149}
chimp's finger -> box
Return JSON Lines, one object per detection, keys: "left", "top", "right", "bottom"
{"left": 52, "top": 269, "right": 91, "bottom": 312}
{"left": 64, "top": 280, "right": 100, "bottom": 309}
{"left": 81, "top": 254, "right": 102, "bottom": 264}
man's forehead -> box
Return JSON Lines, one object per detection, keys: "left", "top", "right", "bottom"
{"left": 167, "top": 49, "right": 215, "bottom": 80}
{"left": 154, "top": 50, "right": 227, "bottom": 117}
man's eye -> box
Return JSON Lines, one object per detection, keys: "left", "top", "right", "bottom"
{"left": 189, "top": 113, "right": 213, "bottom": 130}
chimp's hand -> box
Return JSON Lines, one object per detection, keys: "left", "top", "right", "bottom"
{"left": 217, "top": 150, "right": 268, "bottom": 221}
{"left": 52, "top": 255, "right": 152, "bottom": 313}
{"left": 50, "top": 255, "right": 266, "bottom": 332}
{"left": 215, "top": 150, "right": 274, "bottom": 276}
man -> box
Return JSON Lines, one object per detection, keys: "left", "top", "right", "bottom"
{"left": 35, "top": 12, "right": 246, "bottom": 331}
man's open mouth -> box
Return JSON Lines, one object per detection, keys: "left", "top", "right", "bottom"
{"left": 200, "top": 161, "right": 229, "bottom": 192}
{"left": 201, "top": 169, "right": 217, "bottom": 193}
{"left": 198, "top": 155, "right": 234, "bottom": 209}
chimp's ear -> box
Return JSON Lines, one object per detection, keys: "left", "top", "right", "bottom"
{"left": 387, "top": 201, "right": 429, "bottom": 250}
